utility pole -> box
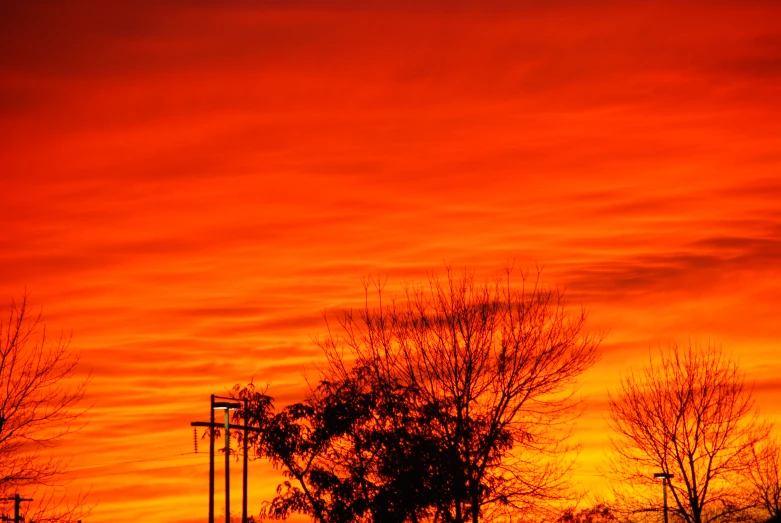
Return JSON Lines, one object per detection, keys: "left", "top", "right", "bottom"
{"left": 192, "top": 395, "right": 261, "bottom": 523}
{"left": 1, "top": 494, "right": 33, "bottom": 522}
{"left": 209, "top": 394, "right": 215, "bottom": 523}
{"left": 242, "top": 397, "right": 249, "bottom": 523}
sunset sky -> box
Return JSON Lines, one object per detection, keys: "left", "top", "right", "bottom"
{"left": 2, "top": 2, "right": 781, "bottom": 522}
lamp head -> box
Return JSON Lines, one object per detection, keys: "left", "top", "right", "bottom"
{"left": 654, "top": 472, "right": 674, "bottom": 480}
{"left": 213, "top": 401, "right": 241, "bottom": 410}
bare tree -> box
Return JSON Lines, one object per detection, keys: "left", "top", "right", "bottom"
{"left": 237, "top": 268, "right": 600, "bottom": 523}
{"left": 745, "top": 438, "right": 781, "bottom": 521}
{"left": 608, "top": 342, "right": 769, "bottom": 523}
{"left": 314, "top": 267, "right": 601, "bottom": 523}
{"left": 0, "top": 296, "right": 89, "bottom": 522}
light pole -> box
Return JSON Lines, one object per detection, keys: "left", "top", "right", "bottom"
{"left": 654, "top": 472, "right": 674, "bottom": 523}
{"left": 193, "top": 397, "right": 260, "bottom": 523}
{"left": 242, "top": 397, "right": 249, "bottom": 523}
{"left": 214, "top": 401, "right": 241, "bottom": 523}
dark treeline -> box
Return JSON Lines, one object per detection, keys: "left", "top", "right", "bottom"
{"left": 227, "top": 268, "right": 780, "bottom": 523}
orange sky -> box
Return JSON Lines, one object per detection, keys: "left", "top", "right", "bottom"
{"left": 2, "top": 2, "right": 781, "bottom": 522}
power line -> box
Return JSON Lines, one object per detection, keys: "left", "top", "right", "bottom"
{"left": 68, "top": 451, "right": 203, "bottom": 474}
{"left": 75, "top": 461, "right": 207, "bottom": 480}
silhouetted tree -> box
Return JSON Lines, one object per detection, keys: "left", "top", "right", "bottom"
{"left": 557, "top": 504, "right": 618, "bottom": 523}
{"left": 608, "top": 342, "right": 769, "bottom": 523}
{"left": 235, "top": 369, "right": 449, "bottom": 523}
{"left": 237, "top": 268, "right": 600, "bottom": 523}
{"left": 745, "top": 438, "right": 781, "bottom": 521}
{"left": 0, "top": 296, "right": 89, "bottom": 523}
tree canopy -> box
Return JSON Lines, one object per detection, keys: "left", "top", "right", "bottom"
{"left": 236, "top": 268, "right": 600, "bottom": 523}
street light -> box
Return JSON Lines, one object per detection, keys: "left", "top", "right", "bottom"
{"left": 654, "top": 472, "right": 674, "bottom": 523}
{"left": 196, "top": 396, "right": 255, "bottom": 523}
{"left": 214, "top": 400, "right": 241, "bottom": 523}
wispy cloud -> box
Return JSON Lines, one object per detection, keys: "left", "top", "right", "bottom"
{"left": 2, "top": 1, "right": 781, "bottom": 521}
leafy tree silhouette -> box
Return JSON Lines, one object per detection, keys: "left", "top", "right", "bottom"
{"left": 235, "top": 268, "right": 600, "bottom": 523}
{"left": 557, "top": 504, "right": 618, "bottom": 523}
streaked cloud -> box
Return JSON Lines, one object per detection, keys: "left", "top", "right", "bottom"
{"left": 1, "top": 1, "right": 780, "bottom": 521}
